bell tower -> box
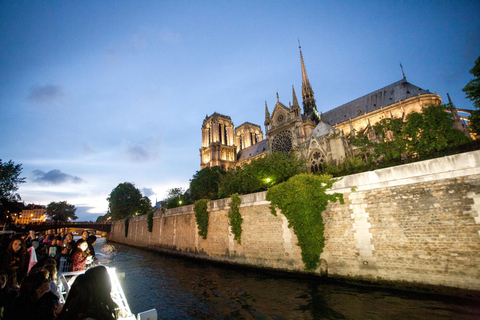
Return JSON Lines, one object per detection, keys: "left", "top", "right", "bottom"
{"left": 200, "top": 113, "right": 236, "bottom": 170}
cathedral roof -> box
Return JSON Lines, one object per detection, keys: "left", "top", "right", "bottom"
{"left": 321, "top": 79, "right": 432, "bottom": 126}
{"left": 311, "top": 121, "right": 335, "bottom": 138}
{"left": 236, "top": 140, "right": 267, "bottom": 162}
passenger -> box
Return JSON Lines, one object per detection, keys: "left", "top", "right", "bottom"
{"left": 43, "top": 264, "right": 60, "bottom": 299}
{"left": 4, "top": 268, "right": 55, "bottom": 320}
{"left": 71, "top": 240, "right": 92, "bottom": 272}
{"left": 87, "top": 235, "right": 97, "bottom": 260}
{"left": 57, "top": 266, "right": 117, "bottom": 320}
{"left": 65, "top": 233, "right": 77, "bottom": 253}
{"left": 24, "top": 231, "right": 35, "bottom": 248}
{"left": 47, "top": 238, "right": 59, "bottom": 258}
{"left": 0, "top": 238, "right": 29, "bottom": 285}
{"left": 0, "top": 270, "right": 17, "bottom": 320}
{"left": 77, "top": 230, "right": 89, "bottom": 244}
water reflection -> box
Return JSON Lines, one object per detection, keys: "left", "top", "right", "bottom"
{"left": 94, "top": 239, "right": 480, "bottom": 319}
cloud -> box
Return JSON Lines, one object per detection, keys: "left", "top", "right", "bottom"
{"left": 142, "top": 188, "right": 155, "bottom": 197}
{"left": 27, "top": 85, "right": 65, "bottom": 105}
{"left": 123, "top": 140, "right": 160, "bottom": 162}
{"left": 32, "top": 169, "right": 83, "bottom": 185}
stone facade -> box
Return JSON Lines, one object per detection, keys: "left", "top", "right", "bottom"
{"left": 109, "top": 150, "right": 480, "bottom": 293}
{"left": 199, "top": 46, "right": 468, "bottom": 172}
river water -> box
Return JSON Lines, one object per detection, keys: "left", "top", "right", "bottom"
{"left": 93, "top": 239, "right": 480, "bottom": 320}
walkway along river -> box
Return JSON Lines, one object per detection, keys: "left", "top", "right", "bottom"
{"left": 93, "top": 238, "right": 480, "bottom": 320}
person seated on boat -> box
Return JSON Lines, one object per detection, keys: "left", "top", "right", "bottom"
{"left": 57, "top": 266, "right": 118, "bottom": 320}
{"left": 24, "top": 231, "right": 36, "bottom": 248}
{"left": 4, "top": 268, "right": 55, "bottom": 320}
{"left": 43, "top": 264, "right": 60, "bottom": 300}
{"left": 0, "top": 238, "right": 29, "bottom": 286}
{"left": 77, "top": 230, "right": 89, "bottom": 244}
{"left": 86, "top": 235, "right": 97, "bottom": 260}
{"left": 71, "top": 240, "right": 92, "bottom": 272}
{"left": 0, "top": 269, "right": 18, "bottom": 320}
{"left": 45, "top": 237, "right": 60, "bottom": 258}
{"left": 65, "top": 233, "right": 77, "bottom": 253}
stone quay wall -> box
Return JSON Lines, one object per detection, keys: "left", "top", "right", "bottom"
{"left": 108, "top": 150, "right": 480, "bottom": 292}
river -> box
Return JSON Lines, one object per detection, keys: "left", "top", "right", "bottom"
{"left": 92, "top": 238, "right": 480, "bottom": 320}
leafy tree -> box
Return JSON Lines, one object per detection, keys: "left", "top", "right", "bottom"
{"left": 218, "top": 152, "right": 306, "bottom": 198}
{"left": 107, "top": 182, "right": 143, "bottom": 220}
{"left": 46, "top": 201, "right": 78, "bottom": 223}
{"left": 402, "top": 104, "right": 471, "bottom": 158}
{"left": 463, "top": 56, "right": 480, "bottom": 135}
{"left": 0, "top": 159, "right": 26, "bottom": 222}
{"left": 138, "top": 196, "right": 153, "bottom": 216}
{"left": 162, "top": 187, "right": 190, "bottom": 209}
{"left": 190, "top": 166, "right": 226, "bottom": 201}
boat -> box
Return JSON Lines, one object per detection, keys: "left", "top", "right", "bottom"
{"left": 57, "top": 260, "right": 157, "bottom": 320}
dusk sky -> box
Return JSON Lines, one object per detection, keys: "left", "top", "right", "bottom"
{"left": 1, "top": 1, "right": 479, "bottom": 221}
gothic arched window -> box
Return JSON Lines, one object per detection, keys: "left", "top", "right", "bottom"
{"left": 310, "top": 151, "right": 325, "bottom": 173}
{"left": 272, "top": 130, "right": 293, "bottom": 152}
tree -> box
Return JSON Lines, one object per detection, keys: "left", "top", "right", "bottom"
{"left": 162, "top": 187, "right": 188, "bottom": 209}
{"left": 46, "top": 201, "right": 78, "bottom": 223}
{"left": 138, "top": 196, "right": 153, "bottom": 216}
{"left": 402, "top": 104, "right": 471, "bottom": 158}
{"left": 0, "top": 159, "right": 26, "bottom": 222}
{"left": 218, "top": 152, "right": 306, "bottom": 198}
{"left": 190, "top": 166, "right": 226, "bottom": 201}
{"left": 107, "top": 182, "right": 143, "bottom": 220}
{"left": 463, "top": 56, "right": 480, "bottom": 135}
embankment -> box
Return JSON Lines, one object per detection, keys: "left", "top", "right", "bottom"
{"left": 108, "top": 150, "right": 480, "bottom": 294}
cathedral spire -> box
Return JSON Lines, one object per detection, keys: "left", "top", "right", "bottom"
{"left": 299, "top": 44, "right": 319, "bottom": 123}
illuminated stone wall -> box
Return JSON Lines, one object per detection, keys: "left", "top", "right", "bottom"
{"left": 109, "top": 150, "right": 480, "bottom": 292}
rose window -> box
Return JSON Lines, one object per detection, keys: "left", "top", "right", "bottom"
{"left": 272, "top": 130, "right": 293, "bottom": 152}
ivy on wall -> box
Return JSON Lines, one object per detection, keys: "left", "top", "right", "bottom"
{"left": 194, "top": 199, "right": 209, "bottom": 239}
{"left": 147, "top": 210, "right": 154, "bottom": 232}
{"left": 124, "top": 217, "right": 130, "bottom": 238}
{"left": 228, "top": 193, "right": 243, "bottom": 244}
{"left": 266, "top": 173, "right": 344, "bottom": 271}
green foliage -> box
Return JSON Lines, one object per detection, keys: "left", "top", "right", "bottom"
{"left": 322, "top": 156, "right": 370, "bottom": 177}
{"left": 0, "top": 159, "right": 26, "bottom": 222}
{"left": 138, "top": 196, "right": 153, "bottom": 216}
{"left": 107, "top": 182, "right": 143, "bottom": 220}
{"left": 228, "top": 193, "right": 243, "bottom": 244}
{"left": 125, "top": 217, "right": 130, "bottom": 237}
{"left": 266, "top": 174, "right": 344, "bottom": 271}
{"left": 463, "top": 56, "right": 480, "bottom": 135}
{"left": 163, "top": 187, "right": 192, "bottom": 209}
{"left": 190, "top": 166, "right": 226, "bottom": 201}
{"left": 194, "top": 199, "right": 209, "bottom": 239}
{"left": 0, "top": 159, "right": 26, "bottom": 201}
{"left": 47, "top": 201, "right": 78, "bottom": 223}
{"left": 147, "top": 210, "right": 154, "bottom": 232}
{"left": 345, "top": 104, "right": 474, "bottom": 175}
{"left": 218, "top": 152, "right": 306, "bottom": 198}
{"left": 402, "top": 104, "right": 471, "bottom": 158}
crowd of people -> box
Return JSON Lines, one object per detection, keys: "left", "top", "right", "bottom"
{"left": 0, "top": 230, "right": 118, "bottom": 320}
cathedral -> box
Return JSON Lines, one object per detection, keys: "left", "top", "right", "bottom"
{"left": 200, "top": 46, "right": 467, "bottom": 172}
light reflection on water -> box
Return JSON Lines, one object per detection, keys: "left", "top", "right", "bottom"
{"left": 94, "top": 239, "right": 480, "bottom": 319}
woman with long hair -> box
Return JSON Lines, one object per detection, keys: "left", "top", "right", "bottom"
{"left": 57, "top": 266, "right": 117, "bottom": 320}
{"left": 0, "top": 238, "right": 29, "bottom": 285}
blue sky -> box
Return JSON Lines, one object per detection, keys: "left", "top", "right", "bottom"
{"left": 1, "top": 1, "right": 479, "bottom": 221}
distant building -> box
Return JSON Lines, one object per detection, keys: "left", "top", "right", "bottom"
{"left": 200, "top": 46, "right": 468, "bottom": 172}
{"left": 14, "top": 204, "right": 47, "bottom": 224}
